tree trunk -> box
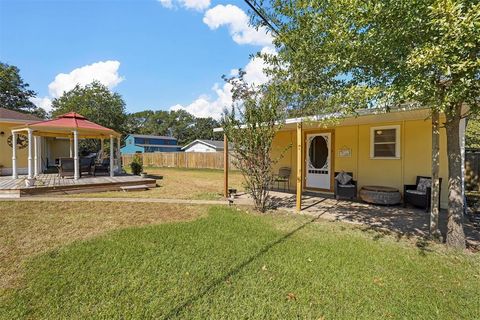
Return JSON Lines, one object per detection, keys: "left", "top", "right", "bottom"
{"left": 444, "top": 104, "right": 466, "bottom": 249}
{"left": 430, "top": 109, "right": 442, "bottom": 240}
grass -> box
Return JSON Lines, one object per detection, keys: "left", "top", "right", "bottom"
{"left": 0, "top": 201, "right": 207, "bottom": 291}
{"left": 1, "top": 206, "right": 479, "bottom": 319}
{"left": 68, "top": 167, "right": 245, "bottom": 200}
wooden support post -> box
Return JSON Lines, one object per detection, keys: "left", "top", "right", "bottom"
{"left": 11, "top": 131, "right": 17, "bottom": 179}
{"left": 296, "top": 123, "right": 303, "bottom": 211}
{"left": 224, "top": 134, "right": 229, "bottom": 198}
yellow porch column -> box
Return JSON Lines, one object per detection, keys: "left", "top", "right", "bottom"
{"left": 296, "top": 122, "right": 303, "bottom": 211}
{"left": 224, "top": 134, "right": 229, "bottom": 198}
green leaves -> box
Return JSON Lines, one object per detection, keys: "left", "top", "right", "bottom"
{"left": 259, "top": 0, "right": 480, "bottom": 115}
{"left": 51, "top": 81, "right": 127, "bottom": 134}
{"left": 0, "top": 62, "right": 45, "bottom": 117}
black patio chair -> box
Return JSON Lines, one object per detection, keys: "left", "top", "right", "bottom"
{"left": 94, "top": 158, "right": 110, "bottom": 176}
{"left": 334, "top": 171, "right": 357, "bottom": 200}
{"left": 404, "top": 176, "right": 442, "bottom": 212}
{"left": 58, "top": 158, "right": 74, "bottom": 178}
{"left": 80, "top": 157, "right": 95, "bottom": 176}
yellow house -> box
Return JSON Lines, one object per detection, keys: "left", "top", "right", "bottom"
{"left": 220, "top": 107, "right": 467, "bottom": 210}
{"left": 0, "top": 108, "right": 70, "bottom": 175}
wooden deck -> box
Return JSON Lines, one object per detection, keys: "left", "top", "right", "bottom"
{"left": 0, "top": 174, "right": 157, "bottom": 198}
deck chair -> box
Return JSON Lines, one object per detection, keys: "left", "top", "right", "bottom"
{"left": 58, "top": 158, "right": 75, "bottom": 178}
{"left": 274, "top": 167, "right": 291, "bottom": 191}
{"left": 94, "top": 158, "right": 110, "bottom": 176}
{"left": 80, "top": 157, "right": 94, "bottom": 176}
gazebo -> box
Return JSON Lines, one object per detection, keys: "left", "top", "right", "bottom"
{"left": 10, "top": 112, "right": 122, "bottom": 180}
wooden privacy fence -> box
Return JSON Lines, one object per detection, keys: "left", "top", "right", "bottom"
{"left": 122, "top": 152, "right": 236, "bottom": 170}
{"left": 466, "top": 149, "right": 480, "bottom": 191}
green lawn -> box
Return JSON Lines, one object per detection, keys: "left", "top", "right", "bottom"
{"left": 2, "top": 206, "right": 479, "bottom": 319}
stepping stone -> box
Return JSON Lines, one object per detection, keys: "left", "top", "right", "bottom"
{"left": 120, "top": 185, "right": 150, "bottom": 192}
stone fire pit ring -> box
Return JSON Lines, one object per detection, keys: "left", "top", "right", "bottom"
{"left": 360, "top": 185, "right": 401, "bottom": 205}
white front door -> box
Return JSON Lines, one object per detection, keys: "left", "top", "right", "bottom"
{"left": 306, "top": 133, "right": 331, "bottom": 190}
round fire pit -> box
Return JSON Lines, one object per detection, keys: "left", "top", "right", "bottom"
{"left": 360, "top": 185, "right": 401, "bottom": 205}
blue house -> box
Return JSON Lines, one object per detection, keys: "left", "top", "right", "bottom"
{"left": 120, "top": 134, "right": 181, "bottom": 154}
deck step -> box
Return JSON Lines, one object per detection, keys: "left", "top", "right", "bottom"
{"left": 120, "top": 185, "right": 150, "bottom": 192}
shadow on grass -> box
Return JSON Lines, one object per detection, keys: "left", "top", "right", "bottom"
{"left": 164, "top": 204, "right": 333, "bottom": 319}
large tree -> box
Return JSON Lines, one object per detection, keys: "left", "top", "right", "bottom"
{"left": 51, "top": 81, "right": 127, "bottom": 153}
{"left": 466, "top": 117, "right": 480, "bottom": 148}
{"left": 256, "top": 0, "right": 480, "bottom": 248}
{"left": 51, "top": 81, "right": 127, "bottom": 134}
{"left": 0, "top": 62, "right": 46, "bottom": 118}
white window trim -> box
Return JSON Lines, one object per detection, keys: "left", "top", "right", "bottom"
{"left": 370, "top": 125, "right": 401, "bottom": 159}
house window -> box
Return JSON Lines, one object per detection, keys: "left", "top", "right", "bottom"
{"left": 370, "top": 125, "right": 400, "bottom": 159}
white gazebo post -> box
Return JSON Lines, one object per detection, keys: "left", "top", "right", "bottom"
{"left": 73, "top": 129, "right": 79, "bottom": 180}
{"left": 117, "top": 136, "right": 121, "bottom": 174}
{"left": 27, "top": 129, "right": 34, "bottom": 179}
{"left": 11, "top": 131, "right": 17, "bottom": 179}
{"left": 109, "top": 135, "right": 114, "bottom": 177}
{"left": 34, "top": 136, "right": 39, "bottom": 177}
{"left": 69, "top": 136, "right": 73, "bottom": 157}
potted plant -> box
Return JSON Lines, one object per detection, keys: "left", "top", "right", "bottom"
{"left": 25, "top": 177, "right": 36, "bottom": 187}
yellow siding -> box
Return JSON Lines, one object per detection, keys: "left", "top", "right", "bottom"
{"left": 47, "top": 138, "right": 70, "bottom": 162}
{"left": 0, "top": 123, "right": 28, "bottom": 169}
{"left": 271, "top": 117, "right": 450, "bottom": 208}
{"left": 271, "top": 130, "right": 296, "bottom": 189}
{"left": 0, "top": 122, "right": 71, "bottom": 174}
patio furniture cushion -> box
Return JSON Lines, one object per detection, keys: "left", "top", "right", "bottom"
{"left": 404, "top": 176, "right": 441, "bottom": 212}
{"left": 339, "top": 184, "right": 356, "bottom": 188}
{"left": 334, "top": 171, "right": 357, "bottom": 200}
{"left": 406, "top": 189, "right": 426, "bottom": 195}
{"left": 417, "top": 178, "right": 432, "bottom": 192}
{"left": 335, "top": 171, "right": 352, "bottom": 185}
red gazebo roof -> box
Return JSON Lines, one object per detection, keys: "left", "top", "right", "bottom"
{"left": 13, "top": 112, "right": 121, "bottom": 138}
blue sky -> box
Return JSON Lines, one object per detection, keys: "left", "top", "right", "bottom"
{"left": 0, "top": 0, "right": 273, "bottom": 118}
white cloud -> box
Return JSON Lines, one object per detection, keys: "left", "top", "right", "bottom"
{"left": 157, "top": 0, "right": 210, "bottom": 11}
{"left": 30, "top": 60, "right": 124, "bottom": 113}
{"left": 158, "top": 0, "right": 173, "bottom": 8}
{"left": 170, "top": 47, "right": 273, "bottom": 119}
{"left": 203, "top": 4, "right": 273, "bottom": 46}
{"left": 30, "top": 96, "right": 53, "bottom": 112}
{"left": 48, "top": 60, "right": 124, "bottom": 98}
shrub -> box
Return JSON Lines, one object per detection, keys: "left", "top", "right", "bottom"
{"left": 130, "top": 155, "right": 143, "bottom": 175}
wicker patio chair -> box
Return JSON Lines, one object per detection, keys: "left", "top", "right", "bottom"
{"left": 80, "top": 157, "right": 95, "bottom": 176}
{"left": 274, "top": 167, "right": 291, "bottom": 191}
{"left": 93, "top": 158, "right": 110, "bottom": 176}
{"left": 404, "top": 176, "right": 442, "bottom": 212}
{"left": 334, "top": 171, "right": 357, "bottom": 200}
